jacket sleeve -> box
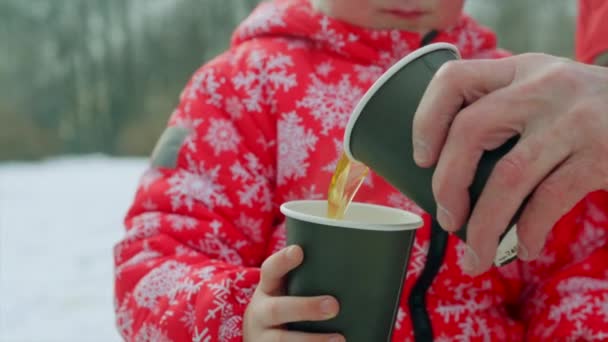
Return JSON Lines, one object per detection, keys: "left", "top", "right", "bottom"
{"left": 113, "top": 48, "right": 279, "bottom": 341}
{"left": 520, "top": 190, "right": 608, "bottom": 340}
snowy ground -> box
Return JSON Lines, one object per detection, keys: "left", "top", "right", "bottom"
{"left": 0, "top": 155, "right": 148, "bottom": 342}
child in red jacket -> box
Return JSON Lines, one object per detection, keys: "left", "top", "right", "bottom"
{"left": 114, "top": 1, "right": 608, "bottom": 341}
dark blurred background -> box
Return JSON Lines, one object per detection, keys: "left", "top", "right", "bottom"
{"left": 0, "top": 0, "right": 576, "bottom": 161}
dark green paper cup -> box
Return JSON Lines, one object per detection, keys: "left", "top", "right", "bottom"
{"left": 344, "top": 43, "right": 523, "bottom": 266}
{"left": 280, "top": 200, "right": 423, "bottom": 341}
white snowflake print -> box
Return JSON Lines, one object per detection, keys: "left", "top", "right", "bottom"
{"left": 313, "top": 16, "right": 348, "bottom": 53}
{"left": 554, "top": 293, "right": 595, "bottom": 321}
{"left": 534, "top": 282, "right": 608, "bottom": 339}
{"left": 232, "top": 49, "right": 297, "bottom": 112}
{"left": 166, "top": 214, "right": 198, "bottom": 232}
{"left": 539, "top": 293, "right": 596, "bottom": 338}
{"left": 204, "top": 118, "right": 242, "bottom": 156}
{"left": 179, "top": 302, "right": 197, "bottom": 334}
{"left": 435, "top": 335, "right": 453, "bottom": 342}
{"left": 277, "top": 111, "right": 318, "bottom": 185}
{"left": 195, "top": 221, "right": 244, "bottom": 265}
{"left": 114, "top": 242, "right": 125, "bottom": 265}
{"left": 557, "top": 277, "right": 608, "bottom": 295}
{"left": 115, "top": 241, "right": 162, "bottom": 279}
{"left": 142, "top": 198, "right": 158, "bottom": 211}
{"left": 387, "top": 192, "right": 425, "bottom": 216}
{"left": 315, "top": 61, "right": 333, "bottom": 77}
{"left": 256, "top": 135, "right": 276, "bottom": 151}
{"left": 168, "top": 277, "right": 203, "bottom": 305}
{"left": 285, "top": 184, "right": 325, "bottom": 202}
{"left": 453, "top": 316, "right": 491, "bottom": 342}
{"left": 175, "top": 245, "right": 198, "bottom": 257}
{"left": 235, "top": 213, "right": 264, "bottom": 243}
{"left": 596, "top": 294, "right": 608, "bottom": 323}
{"left": 286, "top": 38, "right": 310, "bottom": 50}
{"left": 436, "top": 282, "right": 494, "bottom": 325}
{"left": 225, "top": 96, "right": 244, "bottom": 120}
{"left": 171, "top": 267, "right": 218, "bottom": 332}
{"left": 436, "top": 303, "right": 468, "bottom": 324}
{"left": 455, "top": 240, "right": 469, "bottom": 274}
{"left": 586, "top": 198, "right": 608, "bottom": 223}
{"left": 379, "top": 30, "right": 414, "bottom": 68}
{"left": 116, "top": 297, "right": 134, "bottom": 339}
{"left": 407, "top": 239, "right": 428, "bottom": 280}
{"left": 237, "top": 1, "right": 286, "bottom": 39}
{"left": 270, "top": 224, "right": 287, "bottom": 255}
{"left": 166, "top": 155, "right": 232, "bottom": 211}
{"left": 354, "top": 64, "right": 384, "bottom": 83}
{"left": 134, "top": 323, "right": 173, "bottom": 342}
{"left": 395, "top": 307, "right": 406, "bottom": 330}
{"left": 300, "top": 184, "right": 324, "bottom": 200}
{"left": 173, "top": 110, "right": 203, "bottom": 152}
{"left": 572, "top": 321, "right": 608, "bottom": 341}
{"left": 455, "top": 21, "right": 485, "bottom": 55}
{"left": 185, "top": 68, "right": 224, "bottom": 108}
{"left": 204, "top": 271, "right": 252, "bottom": 341}
{"left": 134, "top": 261, "right": 191, "bottom": 309}
{"left": 219, "top": 306, "right": 242, "bottom": 341}
{"left": 297, "top": 74, "right": 363, "bottom": 135}
{"left": 139, "top": 168, "right": 163, "bottom": 191}
{"left": 193, "top": 326, "right": 212, "bottom": 342}
{"left": 230, "top": 152, "right": 274, "bottom": 212}
{"left": 570, "top": 220, "right": 607, "bottom": 263}
{"left": 125, "top": 212, "right": 162, "bottom": 242}
{"left": 198, "top": 265, "right": 217, "bottom": 282}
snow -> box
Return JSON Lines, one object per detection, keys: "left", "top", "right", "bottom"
{"left": 0, "top": 155, "right": 148, "bottom": 342}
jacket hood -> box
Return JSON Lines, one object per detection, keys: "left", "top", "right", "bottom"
{"left": 232, "top": 0, "right": 503, "bottom": 67}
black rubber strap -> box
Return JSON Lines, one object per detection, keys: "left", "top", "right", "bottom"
{"left": 420, "top": 30, "right": 438, "bottom": 46}
{"left": 408, "top": 221, "right": 448, "bottom": 341}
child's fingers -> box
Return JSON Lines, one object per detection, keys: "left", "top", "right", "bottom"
{"left": 259, "top": 245, "right": 303, "bottom": 295}
{"left": 257, "top": 295, "right": 340, "bottom": 327}
{"left": 263, "top": 330, "right": 345, "bottom": 342}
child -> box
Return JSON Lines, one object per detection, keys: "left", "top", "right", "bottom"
{"left": 114, "top": 0, "right": 608, "bottom": 341}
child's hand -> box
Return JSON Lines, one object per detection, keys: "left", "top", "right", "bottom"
{"left": 243, "top": 245, "right": 344, "bottom": 342}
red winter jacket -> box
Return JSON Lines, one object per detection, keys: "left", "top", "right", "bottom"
{"left": 576, "top": 0, "right": 608, "bottom": 64}
{"left": 114, "top": 1, "right": 608, "bottom": 341}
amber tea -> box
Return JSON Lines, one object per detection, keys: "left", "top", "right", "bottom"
{"left": 327, "top": 151, "right": 370, "bottom": 219}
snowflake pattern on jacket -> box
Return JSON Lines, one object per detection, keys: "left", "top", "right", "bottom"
{"left": 114, "top": 1, "right": 608, "bottom": 341}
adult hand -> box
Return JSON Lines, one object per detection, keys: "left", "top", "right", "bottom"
{"left": 412, "top": 53, "right": 608, "bottom": 276}
{"left": 243, "top": 245, "right": 344, "bottom": 342}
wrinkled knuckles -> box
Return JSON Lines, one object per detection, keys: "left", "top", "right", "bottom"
{"left": 493, "top": 152, "right": 528, "bottom": 189}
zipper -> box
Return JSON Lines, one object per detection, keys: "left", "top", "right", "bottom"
{"left": 407, "top": 30, "right": 448, "bottom": 342}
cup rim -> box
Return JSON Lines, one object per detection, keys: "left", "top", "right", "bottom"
{"left": 280, "top": 200, "right": 423, "bottom": 231}
{"left": 343, "top": 42, "right": 460, "bottom": 162}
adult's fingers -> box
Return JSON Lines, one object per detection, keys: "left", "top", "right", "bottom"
{"left": 462, "top": 130, "right": 571, "bottom": 275}
{"left": 516, "top": 155, "right": 602, "bottom": 261}
{"left": 259, "top": 245, "right": 303, "bottom": 295}
{"left": 431, "top": 87, "right": 525, "bottom": 232}
{"left": 412, "top": 58, "right": 516, "bottom": 168}
{"left": 262, "top": 330, "right": 345, "bottom": 342}
{"left": 257, "top": 295, "right": 340, "bottom": 327}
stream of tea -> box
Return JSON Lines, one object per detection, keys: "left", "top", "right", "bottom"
{"left": 326, "top": 152, "right": 370, "bottom": 219}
